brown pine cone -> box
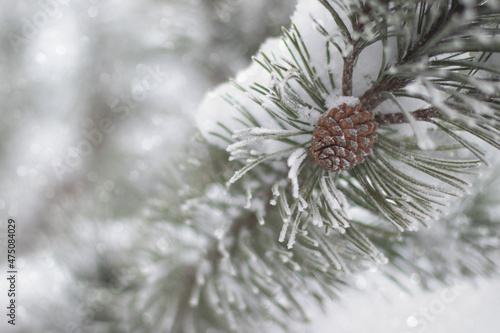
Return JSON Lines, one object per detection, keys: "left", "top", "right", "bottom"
{"left": 311, "top": 103, "right": 377, "bottom": 172}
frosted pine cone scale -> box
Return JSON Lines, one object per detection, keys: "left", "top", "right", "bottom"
{"left": 312, "top": 103, "right": 377, "bottom": 172}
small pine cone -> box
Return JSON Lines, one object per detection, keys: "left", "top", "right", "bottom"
{"left": 311, "top": 103, "right": 377, "bottom": 172}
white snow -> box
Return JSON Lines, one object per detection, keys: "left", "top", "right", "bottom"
{"left": 324, "top": 95, "right": 360, "bottom": 109}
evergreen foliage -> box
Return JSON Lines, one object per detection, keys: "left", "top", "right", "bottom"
{"left": 126, "top": 0, "right": 500, "bottom": 331}
{"left": 61, "top": 1, "right": 500, "bottom": 332}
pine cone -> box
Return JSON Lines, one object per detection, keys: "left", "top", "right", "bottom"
{"left": 311, "top": 103, "right": 377, "bottom": 172}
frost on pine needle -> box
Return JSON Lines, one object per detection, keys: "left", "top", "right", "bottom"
{"left": 320, "top": 174, "right": 352, "bottom": 220}
{"left": 310, "top": 200, "right": 324, "bottom": 227}
{"left": 287, "top": 148, "right": 308, "bottom": 198}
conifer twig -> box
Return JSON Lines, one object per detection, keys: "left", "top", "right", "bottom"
{"left": 342, "top": 51, "right": 358, "bottom": 96}
{"left": 360, "top": 77, "right": 409, "bottom": 110}
{"left": 360, "top": 1, "right": 465, "bottom": 111}
{"left": 375, "top": 108, "right": 441, "bottom": 125}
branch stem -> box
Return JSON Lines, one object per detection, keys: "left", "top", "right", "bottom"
{"left": 342, "top": 56, "right": 355, "bottom": 96}
{"left": 375, "top": 108, "right": 441, "bottom": 125}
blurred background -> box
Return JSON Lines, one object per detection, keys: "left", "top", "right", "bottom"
{"left": 0, "top": 1, "right": 296, "bottom": 331}
{"left": 0, "top": 0, "right": 499, "bottom": 332}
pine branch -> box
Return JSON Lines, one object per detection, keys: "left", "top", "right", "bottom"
{"left": 28, "top": 1, "right": 500, "bottom": 333}
{"left": 127, "top": 142, "right": 398, "bottom": 332}
{"left": 185, "top": 0, "right": 500, "bottom": 330}
{"left": 215, "top": 0, "right": 500, "bottom": 249}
